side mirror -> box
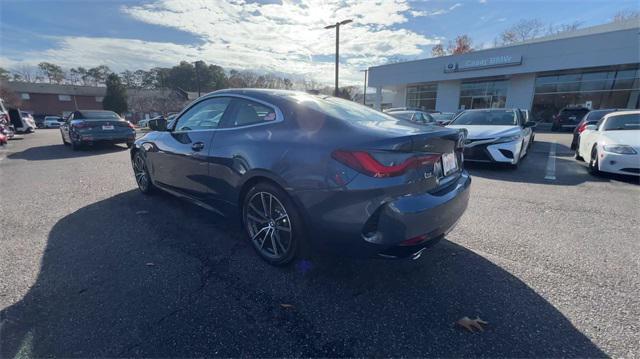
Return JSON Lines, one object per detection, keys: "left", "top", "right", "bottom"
{"left": 584, "top": 125, "right": 597, "bottom": 131}
{"left": 524, "top": 121, "right": 537, "bottom": 128}
{"left": 148, "top": 117, "right": 167, "bottom": 131}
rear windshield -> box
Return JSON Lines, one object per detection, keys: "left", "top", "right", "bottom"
{"left": 450, "top": 110, "right": 517, "bottom": 126}
{"left": 586, "top": 110, "right": 614, "bottom": 121}
{"left": 77, "top": 111, "right": 120, "bottom": 120}
{"left": 602, "top": 114, "right": 640, "bottom": 131}
{"left": 285, "top": 93, "right": 397, "bottom": 123}
{"left": 432, "top": 113, "right": 454, "bottom": 121}
{"left": 388, "top": 112, "right": 414, "bottom": 121}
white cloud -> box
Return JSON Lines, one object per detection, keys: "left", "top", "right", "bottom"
{"left": 4, "top": 0, "right": 441, "bottom": 85}
{"left": 410, "top": 3, "right": 463, "bottom": 17}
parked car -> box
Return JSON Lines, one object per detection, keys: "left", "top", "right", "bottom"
{"left": 60, "top": 110, "right": 136, "bottom": 150}
{"left": 35, "top": 116, "right": 45, "bottom": 129}
{"left": 551, "top": 106, "right": 590, "bottom": 131}
{"left": 0, "top": 98, "right": 14, "bottom": 139}
{"left": 386, "top": 110, "right": 437, "bottom": 125}
{"left": 447, "top": 109, "right": 536, "bottom": 167}
{"left": 432, "top": 112, "right": 456, "bottom": 126}
{"left": 577, "top": 110, "right": 640, "bottom": 176}
{"left": 571, "top": 109, "right": 630, "bottom": 150}
{"left": 44, "top": 116, "right": 63, "bottom": 128}
{"left": 7, "top": 108, "right": 35, "bottom": 133}
{"left": 132, "top": 89, "right": 471, "bottom": 265}
{"left": 20, "top": 111, "right": 38, "bottom": 132}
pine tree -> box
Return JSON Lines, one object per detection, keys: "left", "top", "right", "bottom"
{"left": 103, "top": 73, "right": 128, "bottom": 115}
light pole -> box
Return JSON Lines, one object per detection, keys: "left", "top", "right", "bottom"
{"left": 325, "top": 19, "right": 352, "bottom": 96}
{"left": 360, "top": 69, "right": 368, "bottom": 105}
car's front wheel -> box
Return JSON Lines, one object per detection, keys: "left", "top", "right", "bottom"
{"left": 242, "top": 182, "right": 306, "bottom": 266}
{"left": 132, "top": 151, "right": 154, "bottom": 194}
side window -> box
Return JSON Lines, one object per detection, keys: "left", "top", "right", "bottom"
{"left": 224, "top": 98, "right": 277, "bottom": 128}
{"left": 174, "top": 97, "right": 231, "bottom": 131}
{"left": 424, "top": 113, "right": 435, "bottom": 123}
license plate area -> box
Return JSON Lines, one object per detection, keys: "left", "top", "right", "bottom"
{"left": 102, "top": 125, "right": 114, "bottom": 130}
{"left": 442, "top": 152, "right": 458, "bottom": 176}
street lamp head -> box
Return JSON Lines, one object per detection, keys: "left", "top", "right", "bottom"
{"left": 324, "top": 24, "right": 337, "bottom": 29}
{"left": 324, "top": 19, "right": 353, "bottom": 29}
{"left": 339, "top": 19, "right": 353, "bottom": 25}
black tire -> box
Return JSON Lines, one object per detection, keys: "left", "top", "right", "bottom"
{"left": 575, "top": 148, "right": 583, "bottom": 161}
{"left": 551, "top": 124, "right": 558, "bottom": 132}
{"left": 242, "top": 182, "right": 307, "bottom": 266}
{"left": 61, "top": 134, "right": 69, "bottom": 145}
{"left": 132, "top": 151, "right": 155, "bottom": 194}
{"left": 71, "top": 140, "right": 81, "bottom": 151}
{"left": 126, "top": 142, "right": 133, "bottom": 149}
{"left": 588, "top": 146, "right": 600, "bottom": 175}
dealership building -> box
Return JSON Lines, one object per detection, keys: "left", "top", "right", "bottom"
{"left": 367, "top": 19, "right": 639, "bottom": 121}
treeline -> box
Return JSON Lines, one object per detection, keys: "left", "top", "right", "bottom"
{"left": 0, "top": 61, "right": 356, "bottom": 99}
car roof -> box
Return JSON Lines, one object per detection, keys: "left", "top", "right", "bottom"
{"left": 461, "top": 108, "right": 518, "bottom": 112}
{"left": 603, "top": 110, "right": 640, "bottom": 118}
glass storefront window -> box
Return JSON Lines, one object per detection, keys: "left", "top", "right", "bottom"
{"left": 459, "top": 80, "right": 508, "bottom": 109}
{"left": 532, "top": 67, "right": 640, "bottom": 122}
{"left": 406, "top": 83, "right": 437, "bottom": 110}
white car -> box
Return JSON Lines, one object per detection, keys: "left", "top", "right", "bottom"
{"left": 44, "top": 116, "right": 63, "bottom": 128}
{"left": 448, "top": 109, "right": 536, "bottom": 167}
{"left": 577, "top": 110, "right": 640, "bottom": 176}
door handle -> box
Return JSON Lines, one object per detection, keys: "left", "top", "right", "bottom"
{"left": 191, "top": 142, "right": 205, "bottom": 151}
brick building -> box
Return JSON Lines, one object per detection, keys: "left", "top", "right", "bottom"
{"left": 0, "top": 81, "right": 197, "bottom": 123}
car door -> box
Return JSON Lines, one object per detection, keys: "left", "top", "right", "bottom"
{"left": 148, "top": 97, "right": 232, "bottom": 200}
{"left": 206, "top": 96, "right": 282, "bottom": 207}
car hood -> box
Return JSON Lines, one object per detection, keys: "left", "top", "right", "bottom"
{"left": 446, "top": 125, "right": 520, "bottom": 139}
{"left": 600, "top": 130, "right": 640, "bottom": 147}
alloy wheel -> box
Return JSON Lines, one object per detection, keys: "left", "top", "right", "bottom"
{"left": 245, "top": 191, "right": 292, "bottom": 260}
{"left": 133, "top": 154, "right": 149, "bottom": 191}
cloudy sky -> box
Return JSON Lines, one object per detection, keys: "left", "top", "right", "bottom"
{"left": 0, "top": 0, "right": 635, "bottom": 85}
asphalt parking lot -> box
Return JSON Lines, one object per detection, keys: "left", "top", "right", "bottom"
{"left": 1, "top": 128, "right": 638, "bottom": 357}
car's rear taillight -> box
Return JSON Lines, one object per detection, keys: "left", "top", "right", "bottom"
{"left": 332, "top": 150, "right": 440, "bottom": 178}
{"left": 127, "top": 121, "right": 135, "bottom": 129}
{"left": 577, "top": 122, "right": 588, "bottom": 133}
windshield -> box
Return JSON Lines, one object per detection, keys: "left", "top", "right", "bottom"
{"left": 450, "top": 110, "right": 517, "bottom": 126}
{"left": 432, "top": 113, "right": 454, "bottom": 121}
{"left": 602, "top": 114, "right": 640, "bottom": 131}
{"left": 77, "top": 111, "right": 120, "bottom": 120}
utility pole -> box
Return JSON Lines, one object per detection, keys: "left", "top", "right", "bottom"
{"left": 360, "top": 69, "right": 368, "bottom": 105}
{"left": 324, "top": 19, "right": 352, "bottom": 97}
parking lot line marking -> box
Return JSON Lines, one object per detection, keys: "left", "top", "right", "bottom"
{"left": 544, "top": 141, "right": 557, "bottom": 181}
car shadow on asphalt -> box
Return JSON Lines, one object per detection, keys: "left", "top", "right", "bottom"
{"left": 1, "top": 190, "right": 605, "bottom": 357}
{"left": 7, "top": 143, "right": 130, "bottom": 161}
{"left": 466, "top": 140, "right": 639, "bottom": 186}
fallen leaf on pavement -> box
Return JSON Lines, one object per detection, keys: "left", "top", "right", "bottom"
{"left": 456, "top": 316, "right": 488, "bottom": 332}
{"left": 145, "top": 262, "right": 155, "bottom": 266}
{"left": 136, "top": 210, "right": 149, "bottom": 215}
{"left": 280, "top": 303, "right": 294, "bottom": 309}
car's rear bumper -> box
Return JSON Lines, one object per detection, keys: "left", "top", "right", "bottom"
{"left": 77, "top": 131, "right": 135, "bottom": 143}
{"left": 295, "top": 171, "right": 471, "bottom": 258}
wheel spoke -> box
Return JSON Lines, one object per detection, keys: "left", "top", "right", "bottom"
{"left": 270, "top": 229, "right": 279, "bottom": 256}
{"left": 274, "top": 213, "right": 289, "bottom": 222}
{"left": 276, "top": 225, "right": 291, "bottom": 232}
{"left": 246, "top": 213, "right": 265, "bottom": 225}
{"left": 248, "top": 203, "right": 267, "bottom": 220}
{"left": 260, "top": 193, "right": 269, "bottom": 218}
{"left": 273, "top": 230, "right": 287, "bottom": 253}
{"left": 251, "top": 226, "right": 269, "bottom": 241}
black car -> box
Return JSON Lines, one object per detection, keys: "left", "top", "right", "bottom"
{"left": 60, "top": 110, "right": 136, "bottom": 150}
{"left": 131, "top": 89, "right": 471, "bottom": 265}
{"left": 551, "top": 107, "right": 590, "bottom": 131}
{"left": 571, "top": 108, "right": 631, "bottom": 150}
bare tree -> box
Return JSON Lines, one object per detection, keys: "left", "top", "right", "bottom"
{"left": 612, "top": 10, "right": 640, "bottom": 22}
{"left": 499, "top": 19, "right": 545, "bottom": 45}
{"left": 447, "top": 35, "right": 474, "bottom": 55}
{"left": 15, "top": 65, "right": 38, "bottom": 83}
{"left": 431, "top": 44, "right": 447, "bottom": 57}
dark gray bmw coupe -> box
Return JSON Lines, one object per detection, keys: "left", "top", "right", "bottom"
{"left": 131, "top": 89, "right": 471, "bottom": 265}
